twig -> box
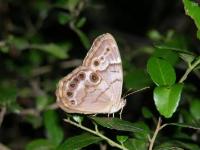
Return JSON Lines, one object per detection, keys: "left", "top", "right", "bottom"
{"left": 31, "top": 59, "right": 82, "bottom": 76}
{"left": 0, "top": 107, "right": 6, "bottom": 127}
{"left": 123, "top": 86, "right": 150, "bottom": 99}
{"left": 179, "top": 57, "right": 200, "bottom": 83}
{"left": 19, "top": 103, "right": 58, "bottom": 116}
{"left": 148, "top": 117, "right": 162, "bottom": 150}
{"left": 64, "top": 118, "right": 128, "bottom": 150}
{"left": 19, "top": 108, "right": 40, "bottom": 116}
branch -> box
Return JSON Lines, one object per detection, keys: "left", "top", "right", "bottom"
{"left": 179, "top": 57, "right": 200, "bottom": 83}
{"left": 148, "top": 117, "right": 162, "bottom": 150}
{"left": 64, "top": 118, "right": 128, "bottom": 150}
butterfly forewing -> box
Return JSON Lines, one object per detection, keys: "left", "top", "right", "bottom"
{"left": 56, "top": 33, "right": 125, "bottom": 114}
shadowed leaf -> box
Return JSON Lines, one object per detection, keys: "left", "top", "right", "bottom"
{"left": 91, "top": 117, "right": 144, "bottom": 133}
{"left": 57, "top": 133, "right": 102, "bottom": 150}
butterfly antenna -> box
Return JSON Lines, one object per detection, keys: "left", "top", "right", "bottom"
{"left": 122, "top": 86, "right": 150, "bottom": 99}
{"left": 123, "top": 88, "right": 133, "bottom": 98}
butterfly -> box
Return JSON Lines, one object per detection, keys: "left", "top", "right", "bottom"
{"left": 56, "top": 33, "right": 126, "bottom": 115}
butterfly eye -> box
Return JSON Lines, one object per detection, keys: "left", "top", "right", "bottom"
{"left": 78, "top": 72, "right": 86, "bottom": 80}
{"left": 66, "top": 91, "right": 73, "bottom": 97}
{"left": 90, "top": 72, "right": 99, "bottom": 82}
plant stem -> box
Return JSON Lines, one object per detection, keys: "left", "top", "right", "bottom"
{"left": 64, "top": 118, "right": 128, "bottom": 150}
{"left": 179, "top": 57, "right": 200, "bottom": 83}
{"left": 148, "top": 117, "right": 162, "bottom": 150}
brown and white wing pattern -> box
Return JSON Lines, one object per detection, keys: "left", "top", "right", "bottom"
{"left": 56, "top": 33, "right": 125, "bottom": 114}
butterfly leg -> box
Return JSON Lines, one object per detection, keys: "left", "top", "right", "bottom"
{"left": 107, "top": 113, "right": 110, "bottom": 118}
{"left": 119, "top": 106, "right": 124, "bottom": 119}
{"left": 112, "top": 113, "right": 115, "bottom": 118}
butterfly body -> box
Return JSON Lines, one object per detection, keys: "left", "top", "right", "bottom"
{"left": 56, "top": 33, "right": 125, "bottom": 114}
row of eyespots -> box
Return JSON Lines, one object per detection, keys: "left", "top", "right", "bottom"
{"left": 92, "top": 47, "right": 110, "bottom": 67}
{"left": 66, "top": 72, "right": 86, "bottom": 105}
{"left": 66, "top": 71, "right": 100, "bottom": 105}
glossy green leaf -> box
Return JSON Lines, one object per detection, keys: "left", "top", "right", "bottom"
{"left": 124, "top": 138, "right": 148, "bottom": 150}
{"left": 154, "top": 47, "right": 179, "bottom": 66}
{"left": 153, "top": 84, "right": 183, "bottom": 118}
{"left": 124, "top": 69, "right": 152, "bottom": 89}
{"left": 190, "top": 99, "right": 200, "bottom": 120}
{"left": 155, "top": 44, "right": 195, "bottom": 64}
{"left": 26, "top": 139, "right": 55, "bottom": 150}
{"left": 44, "top": 110, "right": 64, "bottom": 146}
{"left": 147, "top": 57, "right": 176, "bottom": 86}
{"left": 91, "top": 117, "right": 144, "bottom": 133}
{"left": 57, "top": 133, "right": 102, "bottom": 150}
{"left": 183, "top": 0, "right": 200, "bottom": 39}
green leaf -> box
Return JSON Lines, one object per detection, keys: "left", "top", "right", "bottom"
{"left": 26, "top": 139, "right": 55, "bottom": 150}
{"left": 153, "top": 84, "right": 183, "bottom": 118}
{"left": 124, "top": 69, "right": 152, "bottom": 89}
{"left": 76, "top": 17, "right": 86, "bottom": 28}
{"left": 57, "top": 133, "right": 102, "bottom": 150}
{"left": 154, "top": 47, "right": 179, "bottom": 66}
{"left": 190, "top": 99, "right": 200, "bottom": 120}
{"left": 91, "top": 117, "right": 144, "bottom": 133}
{"left": 116, "top": 135, "right": 128, "bottom": 144}
{"left": 124, "top": 138, "right": 148, "bottom": 150}
{"left": 44, "top": 110, "right": 64, "bottom": 146}
{"left": 73, "top": 28, "right": 90, "bottom": 49}
{"left": 155, "top": 45, "right": 195, "bottom": 65}
{"left": 132, "top": 121, "right": 150, "bottom": 140}
{"left": 147, "top": 57, "right": 176, "bottom": 86}
{"left": 183, "top": 0, "right": 200, "bottom": 39}
{"left": 31, "top": 43, "right": 71, "bottom": 59}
